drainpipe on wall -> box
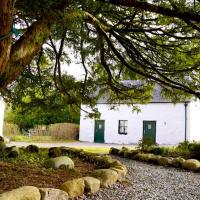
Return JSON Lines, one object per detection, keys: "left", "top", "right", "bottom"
{"left": 184, "top": 102, "right": 188, "bottom": 142}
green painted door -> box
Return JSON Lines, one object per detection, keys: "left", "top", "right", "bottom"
{"left": 143, "top": 121, "right": 156, "bottom": 143}
{"left": 94, "top": 120, "right": 105, "bottom": 143}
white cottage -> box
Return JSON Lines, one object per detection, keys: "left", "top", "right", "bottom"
{"left": 0, "top": 97, "right": 4, "bottom": 137}
{"left": 79, "top": 86, "right": 200, "bottom": 145}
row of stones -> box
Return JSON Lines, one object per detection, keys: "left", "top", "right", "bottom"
{"left": 110, "top": 147, "right": 200, "bottom": 172}
{"left": 0, "top": 147, "right": 127, "bottom": 200}
{"left": 59, "top": 147, "right": 128, "bottom": 198}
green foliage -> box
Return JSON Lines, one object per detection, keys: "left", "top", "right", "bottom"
{"left": 143, "top": 141, "right": 200, "bottom": 161}
{"left": 177, "top": 141, "right": 191, "bottom": 151}
{"left": 188, "top": 142, "right": 200, "bottom": 160}
{"left": 137, "top": 137, "right": 157, "bottom": 152}
{"left": 148, "top": 147, "right": 166, "bottom": 155}
{"left": 3, "top": 67, "right": 80, "bottom": 130}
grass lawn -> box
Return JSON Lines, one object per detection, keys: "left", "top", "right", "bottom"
{"left": 8, "top": 135, "right": 77, "bottom": 143}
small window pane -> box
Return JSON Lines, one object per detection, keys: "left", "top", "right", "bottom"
{"left": 118, "top": 120, "right": 128, "bottom": 135}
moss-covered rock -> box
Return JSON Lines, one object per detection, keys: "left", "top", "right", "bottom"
{"left": 48, "top": 147, "right": 62, "bottom": 158}
{"left": 0, "top": 186, "right": 40, "bottom": 200}
{"left": 158, "top": 157, "right": 173, "bottom": 166}
{"left": 91, "top": 169, "right": 118, "bottom": 187}
{"left": 109, "top": 147, "right": 120, "bottom": 155}
{"left": 39, "top": 188, "right": 69, "bottom": 200}
{"left": 138, "top": 153, "right": 154, "bottom": 162}
{"left": 83, "top": 177, "right": 100, "bottom": 194}
{"left": 44, "top": 156, "right": 74, "bottom": 169}
{"left": 182, "top": 159, "right": 200, "bottom": 171}
{"left": 110, "top": 167, "right": 127, "bottom": 182}
{"left": 148, "top": 155, "right": 161, "bottom": 164}
{"left": 171, "top": 157, "right": 185, "bottom": 168}
{"left": 0, "top": 136, "right": 4, "bottom": 142}
{"left": 26, "top": 145, "right": 39, "bottom": 153}
{"left": 60, "top": 178, "right": 85, "bottom": 198}
{"left": 6, "top": 146, "right": 19, "bottom": 158}
{"left": 0, "top": 141, "right": 6, "bottom": 152}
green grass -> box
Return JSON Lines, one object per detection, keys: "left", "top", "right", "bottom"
{"left": 9, "top": 135, "right": 77, "bottom": 143}
{"left": 78, "top": 147, "right": 110, "bottom": 154}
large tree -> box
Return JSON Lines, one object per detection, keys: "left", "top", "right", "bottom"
{"left": 1, "top": 0, "right": 200, "bottom": 104}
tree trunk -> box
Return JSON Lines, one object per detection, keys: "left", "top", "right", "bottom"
{"left": 0, "top": 0, "right": 15, "bottom": 84}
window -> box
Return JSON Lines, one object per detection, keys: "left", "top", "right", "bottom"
{"left": 118, "top": 120, "right": 128, "bottom": 135}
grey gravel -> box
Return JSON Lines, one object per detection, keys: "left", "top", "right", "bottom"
{"left": 78, "top": 156, "right": 200, "bottom": 200}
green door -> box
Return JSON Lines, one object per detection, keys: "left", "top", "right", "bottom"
{"left": 143, "top": 121, "right": 156, "bottom": 143}
{"left": 94, "top": 120, "right": 105, "bottom": 143}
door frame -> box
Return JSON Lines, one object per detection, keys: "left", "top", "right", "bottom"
{"left": 143, "top": 120, "right": 156, "bottom": 143}
{"left": 94, "top": 120, "right": 105, "bottom": 143}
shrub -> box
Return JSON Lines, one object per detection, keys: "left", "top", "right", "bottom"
{"left": 188, "top": 142, "right": 200, "bottom": 160}
{"left": 149, "top": 147, "right": 166, "bottom": 155}
{"left": 26, "top": 145, "right": 39, "bottom": 153}
{"left": 177, "top": 141, "right": 190, "bottom": 151}
{"left": 137, "top": 137, "right": 157, "bottom": 152}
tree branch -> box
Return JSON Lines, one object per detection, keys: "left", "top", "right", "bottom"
{"left": 98, "top": 0, "right": 200, "bottom": 22}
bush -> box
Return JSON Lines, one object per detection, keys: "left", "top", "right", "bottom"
{"left": 26, "top": 145, "right": 39, "bottom": 153}
{"left": 149, "top": 147, "right": 166, "bottom": 155}
{"left": 177, "top": 141, "right": 190, "bottom": 151}
{"left": 188, "top": 142, "right": 200, "bottom": 160}
{"left": 137, "top": 137, "right": 157, "bottom": 152}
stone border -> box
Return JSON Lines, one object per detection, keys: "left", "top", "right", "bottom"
{"left": 0, "top": 147, "right": 127, "bottom": 200}
{"left": 110, "top": 147, "right": 200, "bottom": 173}
{"left": 58, "top": 147, "right": 127, "bottom": 198}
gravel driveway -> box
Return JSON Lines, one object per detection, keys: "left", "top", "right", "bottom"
{"left": 78, "top": 156, "right": 200, "bottom": 200}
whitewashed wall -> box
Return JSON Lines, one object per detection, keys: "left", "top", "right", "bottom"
{"left": 0, "top": 97, "right": 5, "bottom": 137}
{"left": 79, "top": 103, "right": 188, "bottom": 145}
{"left": 189, "top": 100, "right": 200, "bottom": 141}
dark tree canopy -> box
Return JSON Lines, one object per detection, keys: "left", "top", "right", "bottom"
{"left": 1, "top": 0, "right": 200, "bottom": 109}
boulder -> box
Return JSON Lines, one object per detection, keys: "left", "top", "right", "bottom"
{"left": 123, "top": 151, "right": 132, "bottom": 158}
{"left": 171, "top": 157, "right": 185, "bottom": 168}
{"left": 0, "top": 136, "right": 4, "bottom": 142}
{"left": 44, "top": 156, "right": 74, "bottom": 169}
{"left": 0, "top": 186, "right": 40, "bottom": 200}
{"left": 26, "top": 145, "right": 39, "bottom": 153}
{"left": 138, "top": 153, "right": 153, "bottom": 162}
{"left": 6, "top": 146, "right": 19, "bottom": 158}
{"left": 182, "top": 159, "right": 200, "bottom": 171}
{"left": 91, "top": 169, "right": 118, "bottom": 187}
{"left": 48, "top": 147, "right": 62, "bottom": 158}
{"left": 110, "top": 167, "right": 127, "bottom": 182}
{"left": 83, "top": 177, "right": 100, "bottom": 194}
{"left": 60, "top": 178, "right": 85, "bottom": 198}
{"left": 148, "top": 154, "right": 161, "bottom": 164}
{"left": 39, "top": 188, "right": 69, "bottom": 200}
{"left": 109, "top": 147, "right": 120, "bottom": 155}
{"left": 158, "top": 157, "right": 173, "bottom": 166}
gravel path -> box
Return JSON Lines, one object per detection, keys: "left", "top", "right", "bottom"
{"left": 78, "top": 156, "right": 200, "bottom": 200}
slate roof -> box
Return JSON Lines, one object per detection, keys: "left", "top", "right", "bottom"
{"left": 96, "top": 81, "right": 171, "bottom": 104}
